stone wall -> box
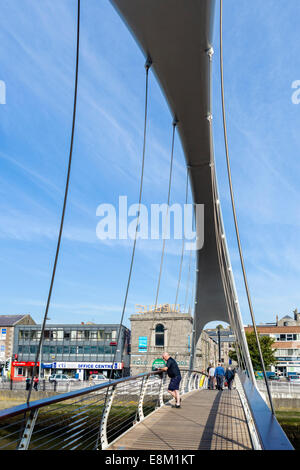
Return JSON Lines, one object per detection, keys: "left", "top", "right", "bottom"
{"left": 130, "top": 308, "right": 218, "bottom": 375}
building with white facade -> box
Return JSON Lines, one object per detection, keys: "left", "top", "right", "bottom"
{"left": 0, "top": 315, "right": 36, "bottom": 378}
{"left": 245, "top": 309, "right": 300, "bottom": 376}
{"left": 12, "top": 322, "right": 130, "bottom": 381}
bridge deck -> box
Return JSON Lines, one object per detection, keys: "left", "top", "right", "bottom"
{"left": 108, "top": 389, "right": 253, "bottom": 451}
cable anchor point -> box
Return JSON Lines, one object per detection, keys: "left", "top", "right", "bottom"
{"left": 145, "top": 56, "right": 152, "bottom": 71}
{"left": 205, "top": 47, "right": 214, "bottom": 62}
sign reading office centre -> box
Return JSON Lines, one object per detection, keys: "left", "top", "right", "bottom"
{"left": 42, "top": 362, "right": 123, "bottom": 370}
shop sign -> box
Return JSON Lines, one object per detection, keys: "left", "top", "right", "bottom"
{"left": 12, "top": 361, "right": 40, "bottom": 367}
{"left": 132, "top": 359, "right": 148, "bottom": 366}
{"left": 138, "top": 336, "right": 147, "bottom": 353}
{"left": 152, "top": 358, "right": 166, "bottom": 371}
{"left": 49, "top": 362, "right": 123, "bottom": 370}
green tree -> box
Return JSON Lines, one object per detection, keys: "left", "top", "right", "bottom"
{"left": 229, "top": 332, "right": 277, "bottom": 370}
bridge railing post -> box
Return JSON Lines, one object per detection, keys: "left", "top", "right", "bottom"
{"left": 194, "top": 374, "right": 198, "bottom": 390}
{"left": 158, "top": 373, "right": 164, "bottom": 407}
{"left": 138, "top": 375, "right": 149, "bottom": 422}
{"left": 180, "top": 371, "right": 186, "bottom": 395}
{"left": 190, "top": 373, "right": 194, "bottom": 391}
{"left": 182, "top": 371, "right": 186, "bottom": 393}
{"left": 17, "top": 409, "right": 39, "bottom": 450}
{"left": 183, "top": 371, "right": 191, "bottom": 393}
{"left": 188, "top": 372, "right": 193, "bottom": 392}
{"left": 98, "top": 385, "right": 117, "bottom": 450}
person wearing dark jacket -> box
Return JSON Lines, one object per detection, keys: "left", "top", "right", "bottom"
{"left": 25, "top": 377, "right": 31, "bottom": 391}
{"left": 225, "top": 367, "right": 235, "bottom": 390}
{"left": 158, "top": 352, "right": 182, "bottom": 408}
{"left": 214, "top": 363, "right": 225, "bottom": 390}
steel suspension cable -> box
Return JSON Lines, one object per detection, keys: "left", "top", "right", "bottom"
{"left": 153, "top": 118, "right": 178, "bottom": 310}
{"left": 96, "top": 56, "right": 153, "bottom": 449}
{"left": 166, "top": 166, "right": 190, "bottom": 352}
{"left": 211, "top": 165, "right": 249, "bottom": 373}
{"left": 183, "top": 244, "right": 193, "bottom": 314}
{"left": 146, "top": 118, "right": 178, "bottom": 367}
{"left": 219, "top": 0, "right": 274, "bottom": 413}
{"left": 112, "top": 56, "right": 152, "bottom": 373}
{"left": 26, "top": 0, "right": 81, "bottom": 404}
{"left": 209, "top": 154, "right": 250, "bottom": 373}
{"left": 173, "top": 167, "right": 189, "bottom": 310}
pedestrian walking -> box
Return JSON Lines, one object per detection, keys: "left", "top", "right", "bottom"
{"left": 33, "top": 376, "right": 39, "bottom": 391}
{"left": 25, "top": 377, "right": 30, "bottom": 391}
{"left": 225, "top": 367, "right": 234, "bottom": 390}
{"left": 214, "top": 363, "right": 225, "bottom": 391}
{"left": 208, "top": 365, "right": 215, "bottom": 390}
{"left": 158, "top": 352, "right": 182, "bottom": 408}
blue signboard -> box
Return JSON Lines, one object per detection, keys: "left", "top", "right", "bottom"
{"left": 42, "top": 363, "right": 54, "bottom": 369}
{"left": 138, "top": 336, "right": 148, "bottom": 353}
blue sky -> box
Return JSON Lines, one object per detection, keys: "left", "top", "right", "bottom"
{"left": 0, "top": 0, "right": 299, "bottom": 330}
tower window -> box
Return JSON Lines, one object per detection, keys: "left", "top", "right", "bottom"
{"left": 155, "top": 324, "right": 165, "bottom": 347}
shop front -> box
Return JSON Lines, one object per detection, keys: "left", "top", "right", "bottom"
{"left": 42, "top": 361, "right": 124, "bottom": 380}
{"left": 11, "top": 361, "right": 40, "bottom": 381}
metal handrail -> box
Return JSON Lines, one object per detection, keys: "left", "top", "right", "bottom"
{"left": 2, "top": 369, "right": 292, "bottom": 451}
{"left": 0, "top": 368, "right": 205, "bottom": 450}
{"left": 0, "top": 371, "right": 158, "bottom": 420}
{"left": 237, "top": 371, "right": 294, "bottom": 450}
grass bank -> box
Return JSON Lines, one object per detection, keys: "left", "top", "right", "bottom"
{"left": 276, "top": 410, "right": 300, "bottom": 450}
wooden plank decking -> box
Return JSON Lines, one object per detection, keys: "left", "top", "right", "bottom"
{"left": 107, "top": 389, "right": 253, "bottom": 451}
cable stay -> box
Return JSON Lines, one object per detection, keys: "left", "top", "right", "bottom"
{"left": 153, "top": 117, "right": 178, "bottom": 311}
{"left": 157, "top": 158, "right": 198, "bottom": 367}
{"left": 96, "top": 55, "right": 153, "bottom": 449}
{"left": 173, "top": 167, "right": 189, "bottom": 310}
{"left": 26, "top": 0, "right": 81, "bottom": 404}
{"left": 219, "top": 0, "right": 274, "bottom": 413}
{"left": 111, "top": 56, "right": 152, "bottom": 373}
{"left": 166, "top": 166, "right": 191, "bottom": 354}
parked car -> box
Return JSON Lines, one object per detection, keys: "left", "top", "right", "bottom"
{"left": 89, "top": 374, "right": 108, "bottom": 382}
{"left": 49, "top": 374, "right": 70, "bottom": 382}
{"left": 288, "top": 375, "right": 300, "bottom": 384}
{"left": 269, "top": 375, "right": 280, "bottom": 380}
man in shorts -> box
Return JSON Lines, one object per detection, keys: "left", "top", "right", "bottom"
{"left": 158, "top": 352, "right": 181, "bottom": 408}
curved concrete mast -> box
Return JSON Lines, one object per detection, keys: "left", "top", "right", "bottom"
{"left": 110, "top": 0, "right": 255, "bottom": 380}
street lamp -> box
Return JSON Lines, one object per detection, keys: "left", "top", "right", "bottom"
{"left": 217, "top": 326, "right": 221, "bottom": 363}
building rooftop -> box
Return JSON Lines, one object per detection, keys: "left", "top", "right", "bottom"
{"left": 14, "top": 323, "right": 129, "bottom": 329}
{"left": 0, "top": 315, "right": 28, "bottom": 326}
{"left": 245, "top": 325, "right": 300, "bottom": 333}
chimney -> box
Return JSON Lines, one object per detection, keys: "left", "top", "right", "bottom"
{"left": 276, "top": 315, "right": 278, "bottom": 325}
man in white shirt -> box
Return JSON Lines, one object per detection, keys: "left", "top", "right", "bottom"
{"left": 208, "top": 365, "right": 216, "bottom": 390}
